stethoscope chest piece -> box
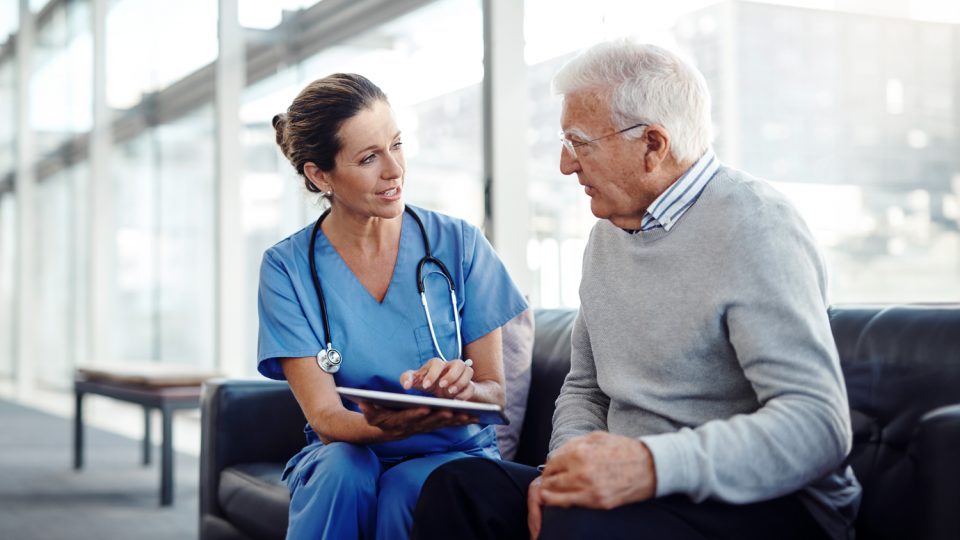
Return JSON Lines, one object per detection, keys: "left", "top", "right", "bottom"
{"left": 317, "top": 347, "right": 342, "bottom": 373}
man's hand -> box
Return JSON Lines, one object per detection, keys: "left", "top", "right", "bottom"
{"left": 527, "top": 476, "right": 546, "bottom": 540}
{"left": 539, "top": 431, "right": 657, "bottom": 510}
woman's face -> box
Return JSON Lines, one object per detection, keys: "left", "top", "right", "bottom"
{"left": 317, "top": 100, "right": 406, "bottom": 221}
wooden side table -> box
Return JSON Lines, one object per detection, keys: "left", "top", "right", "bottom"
{"left": 73, "top": 364, "right": 219, "bottom": 506}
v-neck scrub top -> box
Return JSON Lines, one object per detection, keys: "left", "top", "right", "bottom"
{"left": 257, "top": 205, "right": 528, "bottom": 458}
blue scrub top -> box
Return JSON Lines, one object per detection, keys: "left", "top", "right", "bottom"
{"left": 257, "top": 205, "right": 528, "bottom": 458}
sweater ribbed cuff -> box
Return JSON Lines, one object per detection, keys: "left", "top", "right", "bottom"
{"left": 640, "top": 432, "right": 698, "bottom": 499}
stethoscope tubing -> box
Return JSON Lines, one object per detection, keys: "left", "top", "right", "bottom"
{"left": 309, "top": 205, "right": 462, "bottom": 372}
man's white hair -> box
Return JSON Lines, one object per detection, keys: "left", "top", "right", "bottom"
{"left": 552, "top": 39, "right": 713, "bottom": 164}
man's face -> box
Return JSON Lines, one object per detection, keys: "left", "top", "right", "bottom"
{"left": 559, "top": 90, "right": 659, "bottom": 230}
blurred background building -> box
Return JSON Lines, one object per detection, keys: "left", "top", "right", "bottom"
{"left": 1, "top": 0, "right": 958, "bottom": 399}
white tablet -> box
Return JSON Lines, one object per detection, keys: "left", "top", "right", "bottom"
{"left": 337, "top": 387, "right": 509, "bottom": 426}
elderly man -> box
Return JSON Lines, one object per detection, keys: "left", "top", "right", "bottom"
{"left": 410, "top": 40, "right": 861, "bottom": 540}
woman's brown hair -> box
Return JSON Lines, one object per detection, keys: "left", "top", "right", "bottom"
{"left": 273, "top": 73, "right": 387, "bottom": 193}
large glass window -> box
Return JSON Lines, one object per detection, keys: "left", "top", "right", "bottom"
{"left": 0, "top": 59, "right": 15, "bottom": 174}
{"left": 526, "top": 0, "right": 960, "bottom": 306}
{"left": 0, "top": 2, "right": 16, "bottom": 47}
{"left": 155, "top": 108, "right": 216, "bottom": 367}
{"left": 0, "top": 192, "right": 15, "bottom": 379}
{"left": 30, "top": 0, "right": 92, "bottom": 157}
{"left": 34, "top": 164, "right": 88, "bottom": 389}
{"left": 238, "top": 0, "right": 484, "bottom": 371}
{"left": 238, "top": 0, "right": 317, "bottom": 30}
{"left": 105, "top": 0, "right": 217, "bottom": 110}
{"left": 30, "top": 0, "right": 52, "bottom": 14}
{"left": 111, "top": 107, "right": 216, "bottom": 366}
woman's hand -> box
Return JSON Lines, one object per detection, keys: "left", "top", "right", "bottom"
{"left": 400, "top": 358, "right": 476, "bottom": 401}
{"left": 357, "top": 402, "right": 477, "bottom": 440}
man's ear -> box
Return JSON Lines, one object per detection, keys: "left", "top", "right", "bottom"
{"left": 643, "top": 126, "right": 671, "bottom": 172}
{"left": 303, "top": 162, "right": 330, "bottom": 192}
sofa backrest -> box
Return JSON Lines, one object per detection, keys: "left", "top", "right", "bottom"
{"left": 829, "top": 305, "right": 960, "bottom": 539}
{"left": 200, "top": 379, "right": 306, "bottom": 520}
{"left": 514, "top": 308, "right": 576, "bottom": 466}
{"left": 519, "top": 305, "right": 960, "bottom": 539}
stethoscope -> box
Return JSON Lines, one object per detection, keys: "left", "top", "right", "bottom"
{"left": 308, "top": 205, "right": 462, "bottom": 373}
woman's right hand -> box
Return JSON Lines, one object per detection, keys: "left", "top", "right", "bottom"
{"left": 357, "top": 402, "right": 477, "bottom": 440}
{"left": 401, "top": 358, "right": 476, "bottom": 400}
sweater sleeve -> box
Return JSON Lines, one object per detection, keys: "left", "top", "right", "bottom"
{"left": 640, "top": 200, "right": 853, "bottom": 504}
{"left": 549, "top": 308, "right": 610, "bottom": 453}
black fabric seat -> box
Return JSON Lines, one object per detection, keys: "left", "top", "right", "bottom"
{"left": 200, "top": 305, "right": 960, "bottom": 540}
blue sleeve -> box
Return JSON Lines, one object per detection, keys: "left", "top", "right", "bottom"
{"left": 257, "top": 249, "right": 323, "bottom": 380}
{"left": 458, "top": 224, "right": 528, "bottom": 344}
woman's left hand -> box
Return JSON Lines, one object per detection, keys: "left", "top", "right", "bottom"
{"left": 400, "top": 358, "right": 475, "bottom": 401}
{"left": 358, "top": 402, "right": 477, "bottom": 440}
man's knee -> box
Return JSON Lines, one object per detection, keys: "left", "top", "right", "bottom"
{"left": 419, "top": 457, "right": 492, "bottom": 503}
{"left": 414, "top": 458, "right": 536, "bottom": 540}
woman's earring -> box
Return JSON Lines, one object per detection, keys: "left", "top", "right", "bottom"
{"left": 317, "top": 188, "right": 333, "bottom": 206}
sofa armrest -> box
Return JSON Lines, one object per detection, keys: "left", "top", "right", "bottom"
{"left": 199, "top": 378, "right": 306, "bottom": 525}
{"left": 915, "top": 403, "right": 960, "bottom": 540}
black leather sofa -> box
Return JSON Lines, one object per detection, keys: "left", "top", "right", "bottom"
{"left": 200, "top": 305, "right": 960, "bottom": 540}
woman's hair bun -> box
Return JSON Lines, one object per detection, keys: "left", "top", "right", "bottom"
{"left": 272, "top": 113, "right": 287, "bottom": 150}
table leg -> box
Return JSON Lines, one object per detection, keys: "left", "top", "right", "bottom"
{"left": 160, "top": 405, "right": 174, "bottom": 506}
{"left": 143, "top": 406, "right": 152, "bottom": 465}
{"left": 73, "top": 390, "right": 84, "bottom": 470}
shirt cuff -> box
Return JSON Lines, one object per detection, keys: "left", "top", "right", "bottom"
{"left": 640, "top": 430, "right": 702, "bottom": 500}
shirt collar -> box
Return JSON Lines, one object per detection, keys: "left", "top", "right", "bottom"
{"left": 639, "top": 148, "right": 719, "bottom": 232}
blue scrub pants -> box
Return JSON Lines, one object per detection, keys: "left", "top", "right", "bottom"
{"left": 284, "top": 441, "right": 495, "bottom": 539}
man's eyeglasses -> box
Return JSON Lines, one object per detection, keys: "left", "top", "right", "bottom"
{"left": 559, "top": 122, "right": 648, "bottom": 159}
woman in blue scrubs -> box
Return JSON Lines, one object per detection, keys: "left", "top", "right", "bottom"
{"left": 259, "top": 73, "right": 527, "bottom": 539}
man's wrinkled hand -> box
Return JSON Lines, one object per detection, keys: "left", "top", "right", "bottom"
{"left": 539, "top": 431, "right": 656, "bottom": 510}
{"left": 527, "top": 476, "right": 546, "bottom": 540}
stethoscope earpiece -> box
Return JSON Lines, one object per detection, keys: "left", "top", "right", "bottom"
{"left": 309, "top": 206, "right": 461, "bottom": 374}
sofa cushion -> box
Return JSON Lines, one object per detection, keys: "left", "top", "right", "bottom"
{"left": 201, "top": 515, "right": 256, "bottom": 540}
{"left": 219, "top": 463, "right": 289, "bottom": 540}
{"left": 495, "top": 307, "right": 535, "bottom": 460}
{"left": 513, "top": 308, "right": 577, "bottom": 467}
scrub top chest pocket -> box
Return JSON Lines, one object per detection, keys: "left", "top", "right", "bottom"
{"left": 414, "top": 320, "right": 459, "bottom": 364}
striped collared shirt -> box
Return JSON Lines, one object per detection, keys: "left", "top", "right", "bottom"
{"left": 639, "top": 148, "right": 719, "bottom": 232}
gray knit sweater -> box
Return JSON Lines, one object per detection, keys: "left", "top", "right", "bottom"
{"left": 550, "top": 166, "right": 862, "bottom": 538}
